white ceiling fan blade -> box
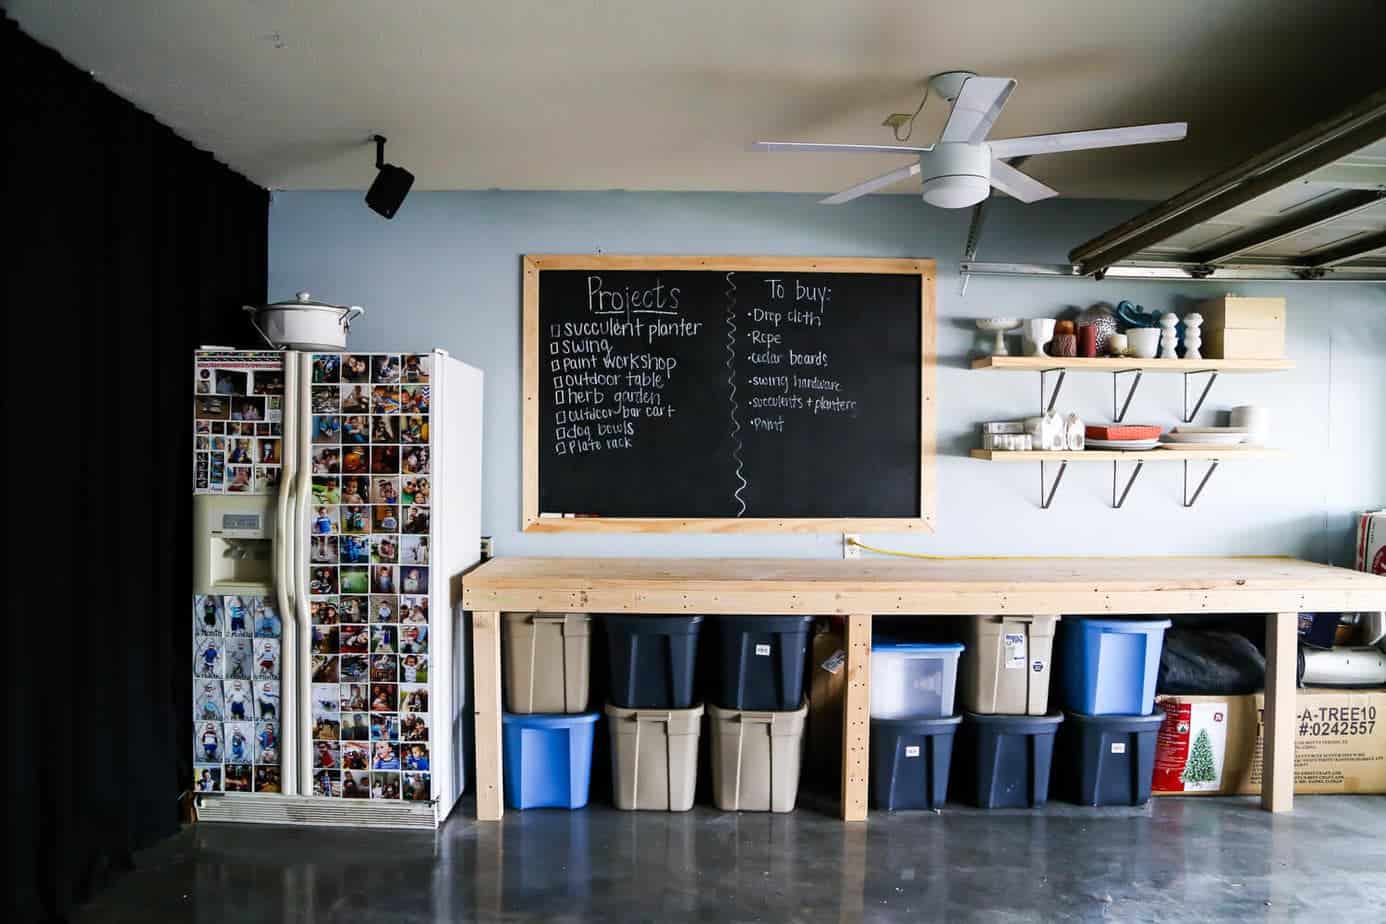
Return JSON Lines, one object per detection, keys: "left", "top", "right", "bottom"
{"left": 753, "top": 141, "right": 930, "bottom": 155}
{"left": 939, "top": 77, "right": 1016, "bottom": 144}
{"left": 988, "top": 122, "right": 1188, "bottom": 158}
{"left": 988, "top": 159, "right": 1058, "bottom": 203}
{"left": 819, "top": 162, "right": 921, "bottom": 205}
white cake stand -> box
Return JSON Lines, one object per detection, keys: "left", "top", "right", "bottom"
{"left": 977, "top": 318, "right": 1021, "bottom": 356}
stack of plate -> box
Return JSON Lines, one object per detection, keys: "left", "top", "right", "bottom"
{"left": 1160, "top": 427, "right": 1250, "bottom": 446}
{"left": 1085, "top": 424, "right": 1163, "bottom": 451}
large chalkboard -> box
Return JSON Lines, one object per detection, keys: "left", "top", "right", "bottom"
{"left": 522, "top": 256, "right": 935, "bottom": 532}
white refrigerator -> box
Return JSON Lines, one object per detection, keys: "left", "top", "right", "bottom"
{"left": 191, "top": 348, "right": 481, "bottom": 828}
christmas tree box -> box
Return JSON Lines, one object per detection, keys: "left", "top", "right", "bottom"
{"left": 1152, "top": 689, "right": 1386, "bottom": 796}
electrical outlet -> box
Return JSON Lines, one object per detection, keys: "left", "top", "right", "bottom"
{"left": 843, "top": 533, "right": 862, "bottom": 559}
{"left": 480, "top": 536, "right": 493, "bottom": 560}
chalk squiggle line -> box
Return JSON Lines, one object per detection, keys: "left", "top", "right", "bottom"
{"left": 725, "top": 271, "right": 748, "bottom": 517}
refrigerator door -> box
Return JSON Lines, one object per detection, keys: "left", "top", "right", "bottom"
{"left": 191, "top": 350, "right": 288, "bottom": 799}
{"left": 298, "top": 350, "right": 451, "bottom": 814}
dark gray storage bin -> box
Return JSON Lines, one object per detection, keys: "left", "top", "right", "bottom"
{"left": 954, "top": 712, "right": 1064, "bottom": 809}
{"left": 870, "top": 715, "right": 962, "bottom": 811}
{"left": 1056, "top": 710, "right": 1164, "bottom": 806}
{"left": 715, "top": 615, "right": 814, "bottom": 711}
{"left": 604, "top": 615, "right": 703, "bottom": 709}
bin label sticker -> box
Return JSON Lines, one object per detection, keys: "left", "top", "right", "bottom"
{"left": 755, "top": 643, "right": 771, "bottom": 657}
{"left": 821, "top": 649, "right": 846, "bottom": 674}
{"left": 1111, "top": 742, "right": 1127, "bottom": 755}
{"left": 1004, "top": 633, "right": 1026, "bottom": 669}
{"left": 905, "top": 745, "right": 920, "bottom": 758}
{"left": 1032, "top": 659, "right": 1046, "bottom": 673}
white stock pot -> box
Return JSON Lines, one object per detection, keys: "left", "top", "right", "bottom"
{"left": 243, "top": 291, "right": 364, "bottom": 350}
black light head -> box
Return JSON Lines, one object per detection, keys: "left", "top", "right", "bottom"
{"left": 365, "top": 135, "right": 414, "bottom": 219}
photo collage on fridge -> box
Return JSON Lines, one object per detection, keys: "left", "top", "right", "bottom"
{"left": 193, "top": 352, "right": 286, "bottom": 794}
{"left": 307, "top": 353, "right": 433, "bottom": 801}
{"left": 193, "top": 351, "right": 285, "bottom": 495}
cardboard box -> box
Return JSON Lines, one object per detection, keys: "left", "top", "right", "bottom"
{"left": 1197, "top": 295, "right": 1286, "bottom": 330}
{"left": 806, "top": 620, "right": 846, "bottom": 792}
{"left": 1153, "top": 688, "right": 1386, "bottom": 795}
{"left": 1205, "top": 326, "right": 1286, "bottom": 359}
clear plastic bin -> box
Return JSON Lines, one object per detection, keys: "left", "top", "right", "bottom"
{"left": 870, "top": 641, "right": 964, "bottom": 719}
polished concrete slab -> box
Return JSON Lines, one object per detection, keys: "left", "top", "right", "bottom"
{"left": 75, "top": 796, "right": 1386, "bottom": 923}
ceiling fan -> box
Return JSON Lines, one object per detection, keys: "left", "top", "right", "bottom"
{"left": 754, "top": 71, "right": 1187, "bottom": 208}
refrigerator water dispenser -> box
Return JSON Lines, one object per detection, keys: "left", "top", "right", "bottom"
{"left": 194, "top": 494, "right": 276, "bottom": 594}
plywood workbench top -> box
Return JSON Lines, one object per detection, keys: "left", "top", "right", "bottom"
{"left": 462, "top": 556, "right": 1386, "bottom": 616}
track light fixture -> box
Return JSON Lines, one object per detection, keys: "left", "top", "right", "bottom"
{"left": 365, "top": 134, "right": 414, "bottom": 219}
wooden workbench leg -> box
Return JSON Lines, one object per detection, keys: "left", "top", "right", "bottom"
{"left": 841, "top": 613, "right": 871, "bottom": 821}
{"left": 472, "top": 611, "right": 504, "bottom": 821}
{"left": 1262, "top": 611, "right": 1297, "bottom": 813}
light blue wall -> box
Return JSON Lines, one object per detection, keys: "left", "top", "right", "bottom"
{"left": 268, "top": 191, "right": 1385, "bottom": 564}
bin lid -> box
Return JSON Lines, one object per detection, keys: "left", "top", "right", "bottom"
{"left": 872, "top": 641, "right": 964, "bottom": 654}
{"left": 1070, "top": 618, "right": 1172, "bottom": 632}
{"left": 502, "top": 712, "right": 601, "bottom": 728}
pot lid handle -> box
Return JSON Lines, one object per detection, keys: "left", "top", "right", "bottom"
{"left": 297, "top": 291, "right": 312, "bottom": 302}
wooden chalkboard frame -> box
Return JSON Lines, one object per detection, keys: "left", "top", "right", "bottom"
{"left": 522, "top": 254, "right": 936, "bottom": 533}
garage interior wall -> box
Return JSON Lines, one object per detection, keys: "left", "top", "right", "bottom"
{"left": 268, "top": 190, "right": 1386, "bottom": 563}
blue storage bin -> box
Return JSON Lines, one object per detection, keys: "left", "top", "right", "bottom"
{"left": 954, "top": 712, "right": 1064, "bottom": 809}
{"left": 870, "top": 715, "right": 962, "bottom": 811}
{"left": 1057, "top": 618, "right": 1171, "bottom": 715}
{"left": 501, "top": 712, "right": 599, "bottom": 810}
{"left": 716, "top": 614, "right": 815, "bottom": 711}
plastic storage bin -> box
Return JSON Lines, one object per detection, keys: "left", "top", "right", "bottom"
{"left": 954, "top": 712, "right": 1064, "bottom": 809}
{"left": 708, "top": 700, "right": 808, "bottom": 812}
{"left": 871, "top": 642, "right": 964, "bottom": 719}
{"left": 606, "top": 702, "right": 703, "bottom": 811}
{"left": 958, "top": 615, "right": 1059, "bottom": 715}
{"left": 1055, "top": 711, "right": 1164, "bottom": 806}
{"left": 869, "top": 715, "right": 962, "bottom": 811}
{"left": 502, "top": 612, "right": 592, "bottom": 714}
{"left": 501, "top": 712, "right": 599, "bottom": 810}
{"left": 604, "top": 615, "right": 703, "bottom": 709}
{"left": 1057, "top": 618, "right": 1172, "bottom": 715}
{"left": 716, "top": 614, "right": 815, "bottom": 711}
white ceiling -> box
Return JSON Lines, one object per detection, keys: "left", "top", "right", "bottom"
{"left": 8, "top": 0, "right": 1386, "bottom": 199}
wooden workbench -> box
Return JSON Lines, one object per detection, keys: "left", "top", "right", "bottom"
{"left": 462, "top": 556, "right": 1386, "bottom": 822}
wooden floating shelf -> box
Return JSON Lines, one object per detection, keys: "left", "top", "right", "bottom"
{"left": 971, "top": 356, "right": 1295, "bottom": 372}
{"left": 970, "top": 447, "right": 1284, "bottom": 462}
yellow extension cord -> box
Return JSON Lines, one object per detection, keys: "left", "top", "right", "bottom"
{"left": 845, "top": 537, "right": 1292, "bottom": 562}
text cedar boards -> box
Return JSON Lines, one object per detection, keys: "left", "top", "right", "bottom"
{"left": 522, "top": 255, "right": 936, "bottom": 532}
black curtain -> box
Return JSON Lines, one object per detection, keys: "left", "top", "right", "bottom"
{"left": 4, "top": 17, "right": 267, "bottom": 922}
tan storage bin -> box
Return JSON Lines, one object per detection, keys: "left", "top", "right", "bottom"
{"left": 958, "top": 615, "right": 1059, "bottom": 715}
{"left": 606, "top": 702, "right": 702, "bottom": 811}
{"left": 708, "top": 700, "right": 807, "bottom": 813}
{"left": 502, "top": 612, "right": 591, "bottom": 714}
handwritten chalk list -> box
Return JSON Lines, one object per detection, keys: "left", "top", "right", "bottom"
{"left": 532, "top": 259, "right": 926, "bottom": 522}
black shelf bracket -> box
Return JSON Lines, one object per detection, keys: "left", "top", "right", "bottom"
{"left": 1112, "top": 459, "right": 1145, "bottom": 508}
{"left": 1040, "top": 369, "right": 1067, "bottom": 415}
{"left": 1183, "top": 459, "right": 1220, "bottom": 507}
{"left": 1183, "top": 370, "right": 1220, "bottom": 423}
{"left": 1040, "top": 460, "right": 1068, "bottom": 509}
{"left": 1112, "top": 369, "right": 1144, "bottom": 422}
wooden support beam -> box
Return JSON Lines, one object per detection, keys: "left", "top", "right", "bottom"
{"left": 472, "top": 610, "right": 504, "bottom": 821}
{"left": 840, "top": 613, "right": 871, "bottom": 821}
{"left": 1261, "top": 611, "right": 1297, "bottom": 813}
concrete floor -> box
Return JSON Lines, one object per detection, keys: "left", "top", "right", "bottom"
{"left": 75, "top": 796, "right": 1385, "bottom": 923}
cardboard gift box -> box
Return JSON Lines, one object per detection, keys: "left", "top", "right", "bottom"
{"left": 1153, "top": 688, "right": 1386, "bottom": 795}
{"left": 1197, "top": 295, "right": 1287, "bottom": 359}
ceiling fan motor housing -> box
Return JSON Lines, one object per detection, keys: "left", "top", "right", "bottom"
{"left": 919, "top": 142, "right": 991, "bottom": 208}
